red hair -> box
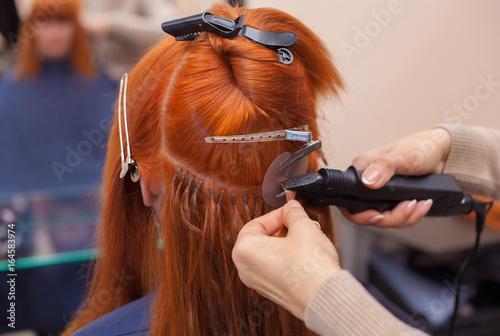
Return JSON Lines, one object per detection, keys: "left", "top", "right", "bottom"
{"left": 64, "top": 4, "right": 342, "bottom": 335}
{"left": 15, "top": 0, "right": 94, "bottom": 79}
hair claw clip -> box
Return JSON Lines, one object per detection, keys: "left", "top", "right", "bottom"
{"left": 162, "top": 12, "right": 298, "bottom": 64}
{"left": 162, "top": 12, "right": 245, "bottom": 40}
{"left": 118, "top": 73, "right": 140, "bottom": 183}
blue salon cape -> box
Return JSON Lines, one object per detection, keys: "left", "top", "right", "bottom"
{"left": 71, "top": 294, "right": 153, "bottom": 336}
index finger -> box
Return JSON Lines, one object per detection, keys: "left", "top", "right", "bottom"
{"left": 238, "top": 207, "right": 284, "bottom": 238}
{"left": 352, "top": 147, "right": 386, "bottom": 170}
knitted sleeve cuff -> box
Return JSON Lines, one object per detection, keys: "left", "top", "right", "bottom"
{"left": 305, "top": 270, "right": 428, "bottom": 336}
{"left": 433, "top": 124, "right": 500, "bottom": 199}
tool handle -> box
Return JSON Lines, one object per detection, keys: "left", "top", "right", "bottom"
{"left": 311, "top": 166, "right": 473, "bottom": 216}
{"left": 311, "top": 194, "right": 475, "bottom": 216}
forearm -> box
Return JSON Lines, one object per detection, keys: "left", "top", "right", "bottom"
{"left": 435, "top": 124, "right": 500, "bottom": 200}
{"left": 305, "top": 271, "right": 428, "bottom": 336}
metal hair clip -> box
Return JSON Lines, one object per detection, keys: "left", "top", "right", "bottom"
{"left": 118, "top": 73, "right": 140, "bottom": 182}
{"left": 280, "top": 140, "right": 322, "bottom": 171}
{"left": 161, "top": 12, "right": 298, "bottom": 64}
{"left": 205, "top": 125, "right": 322, "bottom": 171}
{"left": 205, "top": 125, "right": 310, "bottom": 143}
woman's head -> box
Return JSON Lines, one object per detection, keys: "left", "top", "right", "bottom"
{"left": 16, "top": 0, "right": 94, "bottom": 78}
{"left": 64, "top": 4, "right": 342, "bottom": 335}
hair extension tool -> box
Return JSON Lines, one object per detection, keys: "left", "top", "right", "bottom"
{"left": 282, "top": 166, "right": 493, "bottom": 336}
{"left": 282, "top": 166, "right": 491, "bottom": 217}
{"left": 281, "top": 165, "right": 494, "bottom": 336}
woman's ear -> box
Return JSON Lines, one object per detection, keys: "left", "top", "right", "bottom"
{"left": 140, "top": 178, "right": 161, "bottom": 207}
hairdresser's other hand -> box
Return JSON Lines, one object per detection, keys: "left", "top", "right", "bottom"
{"left": 232, "top": 200, "right": 340, "bottom": 320}
{"left": 341, "top": 128, "right": 452, "bottom": 228}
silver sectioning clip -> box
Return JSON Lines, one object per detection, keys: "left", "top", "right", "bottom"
{"left": 205, "top": 125, "right": 322, "bottom": 171}
{"left": 205, "top": 125, "right": 311, "bottom": 143}
{"left": 118, "top": 73, "right": 140, "bottom": 182}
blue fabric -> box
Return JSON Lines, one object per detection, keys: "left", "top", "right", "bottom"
{"left": 0, "top": 60, "right": 116, "bottom": 193}
{"left": 71, "top": 294, "right": 152, "bottom": 336}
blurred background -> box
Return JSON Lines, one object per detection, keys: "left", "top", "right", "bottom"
{"left": 0, "top": 0, "right": 499, "bottom": 335}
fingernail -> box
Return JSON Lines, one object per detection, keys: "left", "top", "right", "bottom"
{"left": 362, "top": 169, "right": 380, "bottom": 185}
{"left": 286, "top": 200, "right": 303, "bottom": 208}
{"left": 368, "top": 214, "right": 384, "bottom": 224}
{"left": 405, "top": 199, "right": 417, "bottom": 214}
{"left": 419, "top": 199, "right": 433, "bottom": 215}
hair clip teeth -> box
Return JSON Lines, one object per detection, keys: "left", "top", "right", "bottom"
{"left": 175, "top": 32, "right": 203, "bottom": 41}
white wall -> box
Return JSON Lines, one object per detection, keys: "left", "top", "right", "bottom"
{"left": 248, "top": 0, "right": 500, "bottom": 168}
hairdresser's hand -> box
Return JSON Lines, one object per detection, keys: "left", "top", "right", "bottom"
{"left": 341, "top": 128, "right": 452, "bottom": 228}
{"left": 232, "top": 200, "right": 340, "bottom": 320}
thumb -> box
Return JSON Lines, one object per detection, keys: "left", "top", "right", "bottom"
{"left": 281, "top": 200, "right": 319, "bottom": 234}
{"left": 361, "top": 156, "right": 398, "bottom": 189}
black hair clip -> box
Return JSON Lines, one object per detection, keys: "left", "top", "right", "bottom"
{"left": 161, "top": 12, "right": 297, "bottom": 64}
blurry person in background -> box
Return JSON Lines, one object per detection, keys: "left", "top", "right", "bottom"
{"left": 13, "top": 0, "right": 246, "bottom": 80}
{"left": 0, "top": 0, "right": 116, "bottom": 333}
{"left": 0, "top": 0, "right": 115, "bottom": 263}
{"left": 0, "top": 0, "right": 115, "bottom": 193}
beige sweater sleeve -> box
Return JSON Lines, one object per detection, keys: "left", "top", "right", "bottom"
{"left": 305, "top": 271, "right": 427, "bottom": 336}
{"left": 435, "top": 124, "right": 500, "bottom": 200}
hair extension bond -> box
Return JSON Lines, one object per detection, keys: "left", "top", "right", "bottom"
{"left": 63, "top": 4, "right": 343, "bottom": 335}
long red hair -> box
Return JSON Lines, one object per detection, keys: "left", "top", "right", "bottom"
{"left": 15, "top": 0, "right": 94, "bottom": 79}
{"left": 64, "top": 4, "right": 342, "bottom": 335}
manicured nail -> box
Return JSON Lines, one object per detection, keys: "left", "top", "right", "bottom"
{"left": 405, "top": 199, "right": 417, "bottom": 214}
{"left": 419, "top": 199, "right": 433, "bottom": 215}
{"left": 286, "top": 199, "right": 303, "bottom": 208}
{"left": 362, "top": 169, "right": 380, "bottom": 185}
{"left": 368, "top": 214, "right": 384, "bottom": 224}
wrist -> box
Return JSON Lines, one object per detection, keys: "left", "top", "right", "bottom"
{"left": 286, "top": 258, "right": 340, "bottom": 320}
{"left": 432, "top": 128, "right": 452, "bottom": 173}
